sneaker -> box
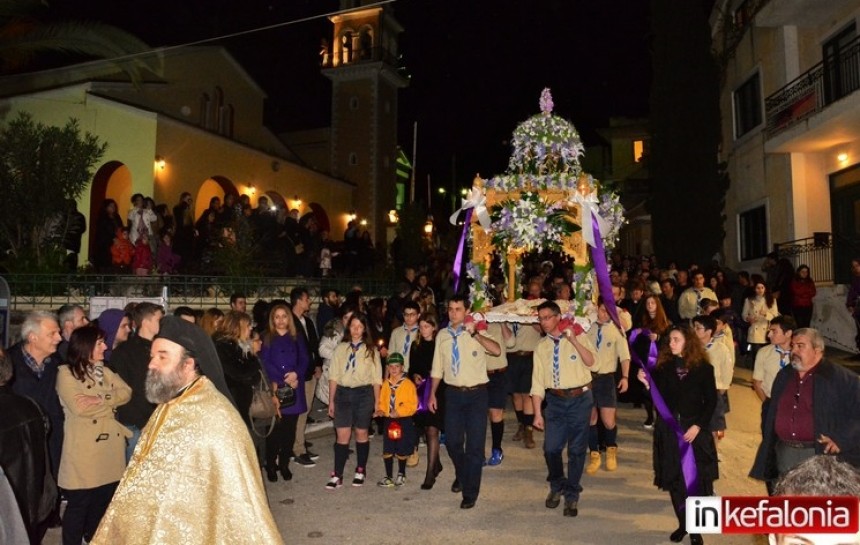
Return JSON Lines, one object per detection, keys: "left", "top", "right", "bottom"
{"left": 325, "top": 474, "right": 342, "bottom": 490}
{"left": 487, "top": 448, "right": 504, "bottom": 467}
{"left": 377, "top": 477, "right": 395, "bottom": 488}
{"left": 306, "top": 450, "right": 320, "bottom": 461}
{"left": 643, "top": 421, "right": 654, "bottom": 430}
{"left": 368, "top": 428, "right": 376, "bottom": 438}
{"left": 394, "top": 474, "right": 406, "bottom": 487}
{"left": 352, "top": 471, "right": 366, "bottom": 487}
{"left": 293, "top": 454, "right": 316, "bottom": 468}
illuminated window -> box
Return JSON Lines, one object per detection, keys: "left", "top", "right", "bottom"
{"left": 633, "top": 140, "right": 644, "bottom": 162}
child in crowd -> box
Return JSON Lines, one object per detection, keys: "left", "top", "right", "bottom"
{"left": 375, "top": 352, "right": 418, "bottom": 487}
{"left": 111, "top": 227, "right": 133, "bottom": 272}
{"left": 132, "top": 232, "right": 153, "bottom": 275}
{"left": 156, "top": 231, "right": 181, "bottom": 274}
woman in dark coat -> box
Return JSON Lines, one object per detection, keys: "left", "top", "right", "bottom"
{"left": 260, "top": 303, "right": 308, "bottom": 483}
{"left": 637, "top": 324, "right": 717, "bottom": 545}
{"left": 213, "top": 311, "right": 262, "bottom": 427}
{"left": 93, "top": 199, "right": 124, "bottom": 272}
{"left": 409, "top": 312, "right": 444, "bottom": 490}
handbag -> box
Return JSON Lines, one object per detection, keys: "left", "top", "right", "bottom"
{"left": 249, "top": 370, "right": 277, "bottom": 438}
{"left": 276, "top": 384, "right": 297, "bottom": 407}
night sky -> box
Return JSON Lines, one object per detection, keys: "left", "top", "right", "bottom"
{"left": 47, "top": 0, "right": 651, "bottom": 196}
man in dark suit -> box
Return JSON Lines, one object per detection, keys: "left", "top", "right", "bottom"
{"left": 291, "top": 287, "right": 322, "bottom": 467}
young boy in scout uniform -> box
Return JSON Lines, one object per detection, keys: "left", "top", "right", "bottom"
{"left": 531, "top": 301, "right": 597, "bottom": 517}
{"left": 585, "top": 300, "right": 630, "bottom": 474}
{"left": 428, "top": 295, "right": 501, "bottom": 509}
{"left": 375, "top": 353, "right": 418, "bottom": 487}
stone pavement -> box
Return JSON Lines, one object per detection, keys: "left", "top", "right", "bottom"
{"left": 45, "top": 368, "right": 771, "bottom": 545}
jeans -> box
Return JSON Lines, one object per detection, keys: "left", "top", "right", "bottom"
{"left": 444, "top": 387, "right": 488, "bottom": 501}
{"left": 62, "top": 482, "right": 118, "bottom": 545}
{"left": 125, "top": 424, "right": 141, "bottom": 463}
{"left": 543, "top": 390, "right": 592, "bottom": 502}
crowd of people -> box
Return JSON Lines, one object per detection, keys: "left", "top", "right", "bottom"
{"left": 89, "top": 193, "right": 379, "bottom": 277}
{"left": 1, "top": 251, "right": 859, "bottom": 545}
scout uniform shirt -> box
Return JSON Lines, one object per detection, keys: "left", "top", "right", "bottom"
{"left": 752, "top": 344, "right": 790, "bottom": 398}
{"left": 430, "top": 325, "right": 496, "bottom": 387}
{"left": 507, "top": 322, "right": 542, "bottom": 354}
{"left": 531, "top": 330, "right": 598, "bottom": 397}
{"left": 329, "top": 341, "right": 383, "bottom": 388}
{"left": 587, "top": 321, "right": 630, "bottom": 375}
{"left": 705, "top": 338, "right": 734, "bottom": 391}
{"left": 389, "top": 324, "right": 420, "bottom": 373}
{"left": 486, "top": 322, "right": 515, "bottom": 372}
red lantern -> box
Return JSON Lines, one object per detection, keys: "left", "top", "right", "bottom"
{"left": 387, "top": 420, "right": 402, "bottom": 441}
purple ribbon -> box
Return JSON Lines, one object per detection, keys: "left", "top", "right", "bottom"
{"left": 628, "top": 328, "right": 700, "bottom": 504}
{"left": 452, "top": 208, "right": 474, "bottom": 293}
{"left": 415, "top": 377, "right": 433, "bottom": 414}
{"left": 588, "top": 211, "right": 621, "bottom": 329}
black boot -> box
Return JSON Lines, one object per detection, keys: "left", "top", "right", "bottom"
{"left": 266, "top": 466, "right": 278, "bottom": 482}
{"left": 279, "top": 460, "right": 292, "bottom": 481}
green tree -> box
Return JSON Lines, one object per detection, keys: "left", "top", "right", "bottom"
{"left": 0, "top": 112, "right": 106, "bottom": 271}
{"left": 0, "top": 0, "right": 160, "bottom": 83}
{"left": 648, "top": 0, "right": 729, "bottom": 266}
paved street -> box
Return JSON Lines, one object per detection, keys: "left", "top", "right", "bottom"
{"left": 44, "top": 367, "right": 773, "bottom": 544}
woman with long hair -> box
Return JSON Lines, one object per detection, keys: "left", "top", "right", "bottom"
{"left": 260, "top": 304, "right": 307, "bottom": 482}
{"left": 326, "top": 312, "right": 382, "bottom": 489}
{"left": 409, "top": 311, "right": 444, "bottom": 489}
{"left": 637, "top": 325, "right": 717, "bottom": 545}
{"left": 790, "top": 264, "right": 816, "bottom": 328}
{"left": 56, "top": 326, "right": 131, "bottom": 545}
{"left": 200, "top": 307, "right": 225, "bottom": 337}
{"left": 742, "top": 280, "right": 780, "bottom": 358}
{"left": 213, "top": 311, "right": 264, "bottom": 427}
{"left": 633, "top": 294, "right": 672, "bottom": 428}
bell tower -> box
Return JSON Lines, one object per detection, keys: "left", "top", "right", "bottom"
{"left": 323, "top": 0, "right": 408, "bottom": 245}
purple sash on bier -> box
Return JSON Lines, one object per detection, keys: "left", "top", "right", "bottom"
{"left": 452, "top": 208, "right": 474, "bottom": 293}
{"left": 415, "top": 378, "right": 433, "bottom": 415}
{"left": 628, "top": 328, "right": 700, "bottom": 504}
{"left": 589, "top": 211, "right": 621, "bottom": 329}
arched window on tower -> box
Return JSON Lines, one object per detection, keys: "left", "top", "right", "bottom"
{"left": 358, "top": 26, "right": 374, "bottom": 60}
{"left": 220, "top": 104, "right": 234, "bottom": 137}
{"left": 341, "top": 30, "right": 354, "bottom": 64}
{"left": 200, "top": 92, "right": 211, "bottom": 128}
{"left": 213, "top": 86, "right": 224, "bottom": 132}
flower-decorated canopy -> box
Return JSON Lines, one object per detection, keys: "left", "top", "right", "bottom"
{"left": 452, "top": 89, "right": 625, "bottom": 326}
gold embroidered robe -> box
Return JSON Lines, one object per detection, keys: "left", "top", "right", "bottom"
{"left": 91, "top": 377, "right": 283, "bottom": 544}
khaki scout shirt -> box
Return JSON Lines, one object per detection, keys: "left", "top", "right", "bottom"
{"left": 530, "top": 332, "right": 597, "bottom": 398}
{"left": 486, "top": 322, "right": 515, "bottom": 371}
{"left": 388, "top": 324, "right": 420, "bottom": 372}
{"left": 507, "top": 322, "right": 542, "bottom": 353}
{"left": 587, "top": 322, "right": 630, "bottom": 375}
{"left": 430, "top": 325, "right": 494, "bottom": 387}
{"left": 329, "top": 341, "right": 382, "bottom": 388}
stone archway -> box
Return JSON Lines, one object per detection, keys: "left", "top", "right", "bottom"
{"left": 194, "top": 175, "right": 237, "bottom": 220}
{"left": 88, "top": 161, "right": 132, "bottom": 264}
{"left": 308, "top": 202, "right": 331, "bottom": 234}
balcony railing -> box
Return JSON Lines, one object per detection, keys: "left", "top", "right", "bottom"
{"left": 321, "top": 45, "right": 401, "bottom": 70}
{"left": 0, "top": 274, "right": 399, "bottom": 311}
{"left": 774, "top": 233, "right": 833, "bottom": 284}
{"left": 765, "top": 35, "right": 860, "bottom": 138}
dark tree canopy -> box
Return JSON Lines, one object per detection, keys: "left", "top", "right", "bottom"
{"left": 648, "top": 0, "right": 729, "bottom": 267}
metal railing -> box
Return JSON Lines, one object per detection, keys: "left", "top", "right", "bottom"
{"left": 765, "top": 35, "right": 860, "bottom": 138}
{"left": 1, "top": 274, "right": 399, "bottom": 311}
{"left": 774, "top": 233, "right": 833, "bottom": 284}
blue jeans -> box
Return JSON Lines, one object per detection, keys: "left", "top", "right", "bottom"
{"left": 125, "top": 425, "right": 142, "bottom": 463}
{"left": 444, "top": 387, "right": 488, "bottom": 501}
{"left": 543, "top": 390, "right": 593, "bottom": 502}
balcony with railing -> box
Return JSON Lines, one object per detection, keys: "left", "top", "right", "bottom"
{"left": 774, "top": 233, "right": 833, "bottom": 284}
{"left": 765, "top": 35, "right": 860, "bottom": 144}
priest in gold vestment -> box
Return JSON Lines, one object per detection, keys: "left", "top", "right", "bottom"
{"left": 91, "top": 316, "right": 283, "bottom": 544}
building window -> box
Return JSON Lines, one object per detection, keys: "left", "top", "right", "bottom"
{"left": 350, "top": 96, "right": 359, "bottom": 111}
{"left": 349, "top": 152, "right": 358, "bottom": 166}
{"left": 739, "top": 205, "right": 768, "bottom": 261}
{"left": 734, "top": 73, "right": 762, "bottom": 138}
{"left": 633, "top": 140, "right": 644, "bottom": 162}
